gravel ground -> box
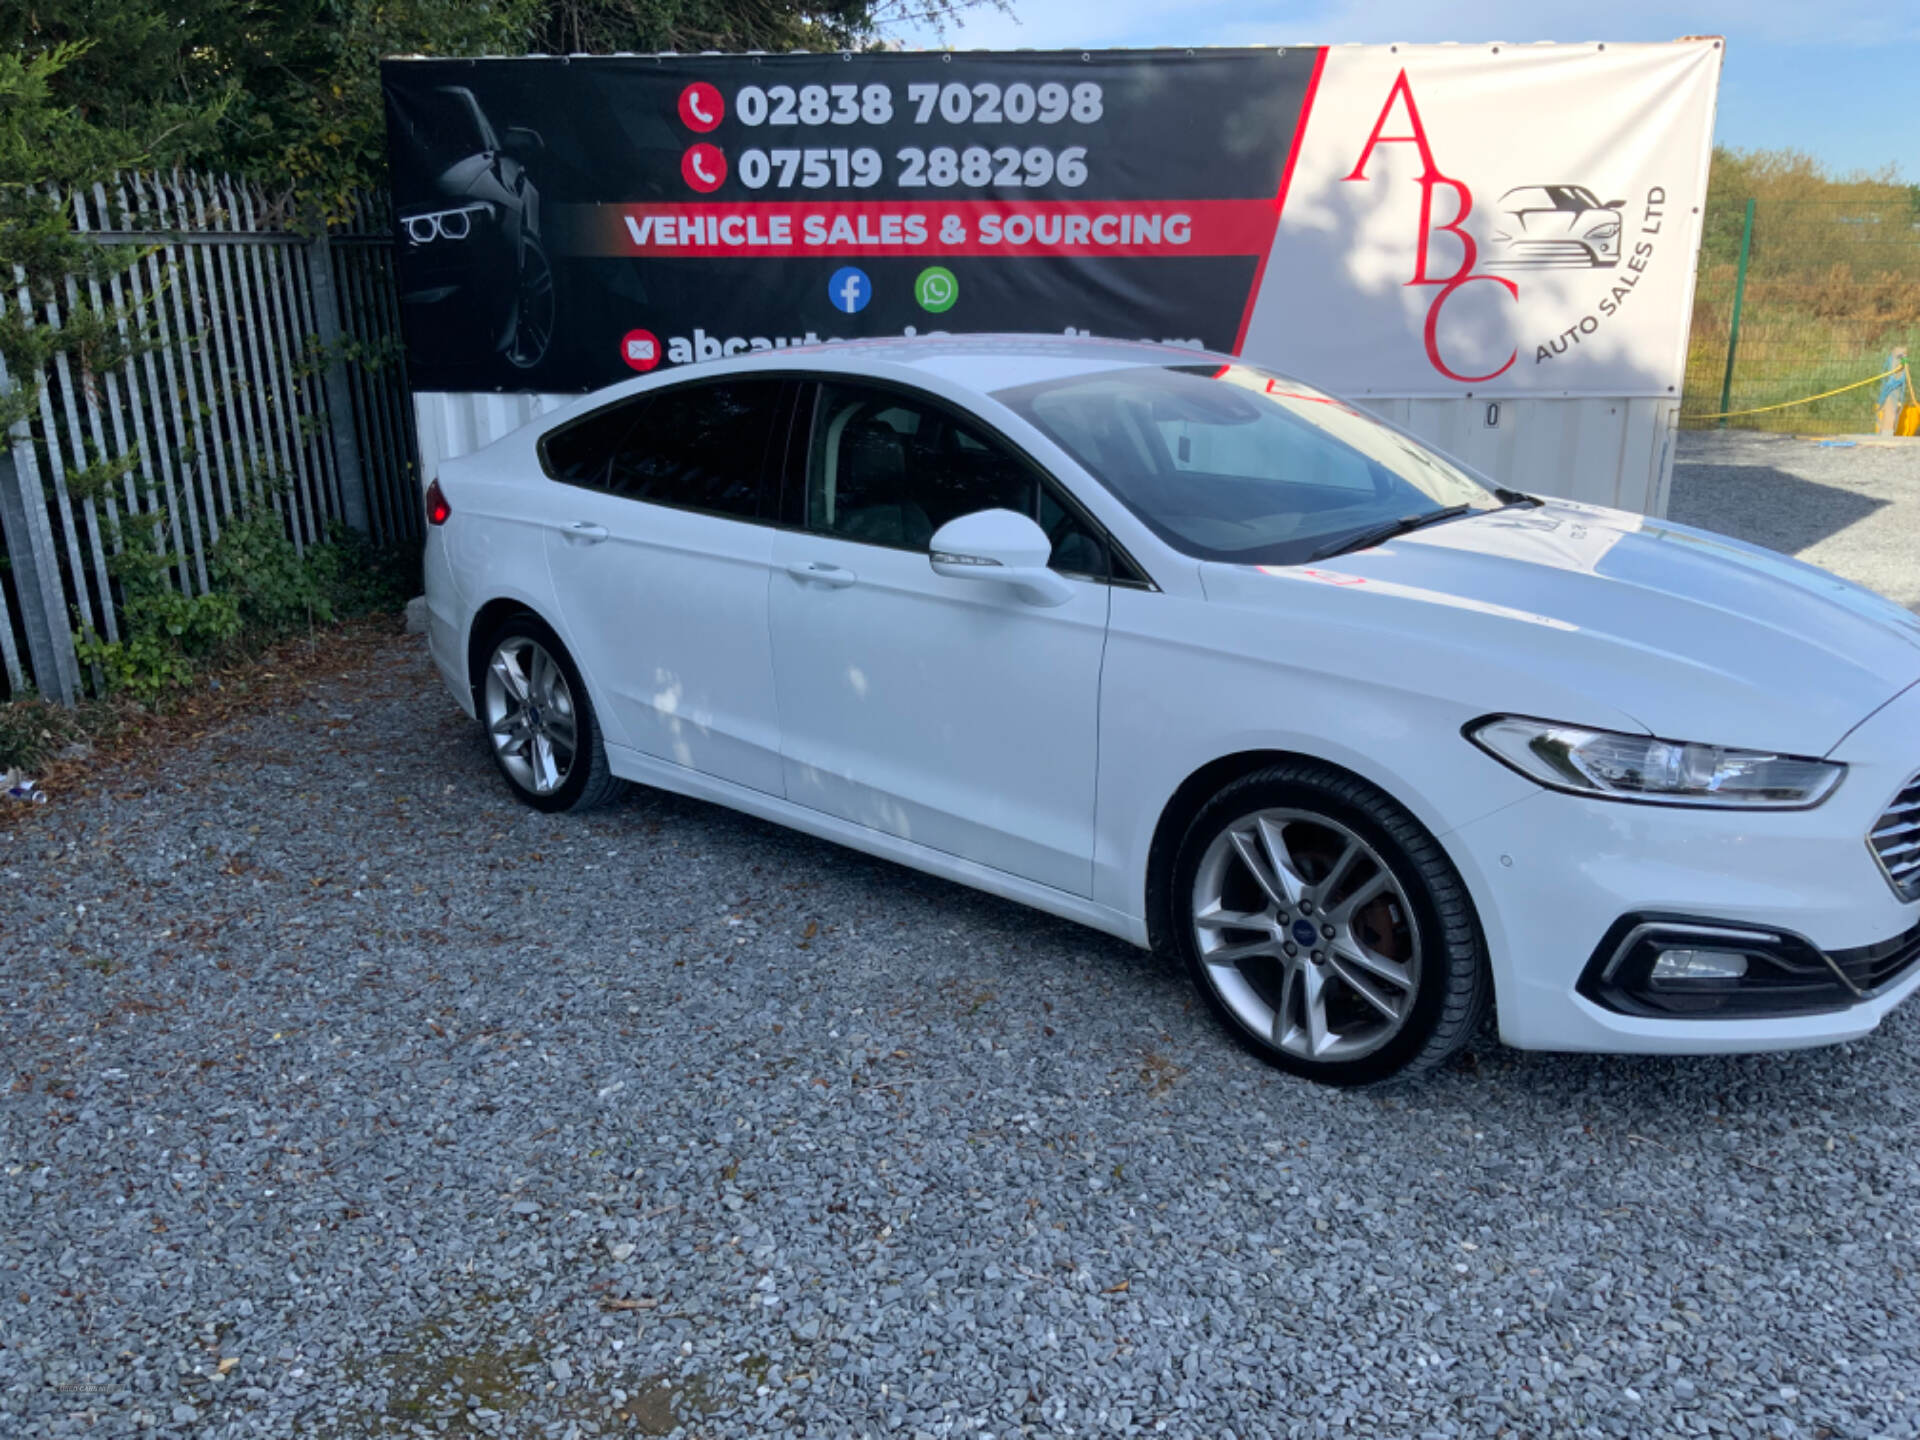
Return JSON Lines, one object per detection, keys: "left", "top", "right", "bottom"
{"left": 1670, "top": 431, "right": 1920, "bottom": 607}
{"left": 5, "top": 482, "right": 1920, "bottom": 1438}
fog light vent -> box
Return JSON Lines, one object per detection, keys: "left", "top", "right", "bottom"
{"left": 1650, "top": 948, "right": 1749, "bottom": 983}
{"left": 1579, "top": 916, "right": 1860, "bottom": 1019}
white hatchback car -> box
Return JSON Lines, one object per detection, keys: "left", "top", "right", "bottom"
{"left": 421, "top": 336, "right": 1920, "bottom": 1084}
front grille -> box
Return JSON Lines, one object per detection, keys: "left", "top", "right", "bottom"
{"left": 1868, "top": 773, "right": 1920, "bottom": 901}
{"left": 1499, "top": 239, "right": 1599, "bottom": 266}
{"left": 1831, "top": 922, "right": 1920, "bottom": 994}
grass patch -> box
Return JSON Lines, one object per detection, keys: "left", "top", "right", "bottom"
{"left": 0, "top": 693, "right": 131, "bottom": 776}
{"left": 323, "top": 1284, "right": 725, "bottom": 1439}
{"left": 1682, "top": 287, "right": 1916, "bottom": 434}
{"left": 377, "top": 1324, "right": 543, "bottom": 1431}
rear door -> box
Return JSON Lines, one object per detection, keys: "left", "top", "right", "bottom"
{"left": 541, "top": 377, "right": 792, "bottom": 794}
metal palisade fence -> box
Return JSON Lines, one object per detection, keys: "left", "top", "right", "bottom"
{"left": 0, "top": 171, "right": 421, "bottom": 703}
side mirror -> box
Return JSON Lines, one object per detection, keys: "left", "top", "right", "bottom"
{"left": 1604, "top": 198, "right": 1626, "bottom": 210}
{"left": 501, "top": 126, "right": 545, "bottom": 160}
{"left": 928, "top": 508, "right": 1074, "bottom": 607}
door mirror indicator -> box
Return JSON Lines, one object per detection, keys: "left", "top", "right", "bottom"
{"left": 929, "top": 509, "right": 1074, "bottom": 607}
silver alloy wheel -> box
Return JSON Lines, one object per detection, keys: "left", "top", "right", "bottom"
{"left": 1190, "top": 807, "right": 1421, "bottom": 1062}
{"left": 483, "top": 636, "right": 578, "bottom": 795}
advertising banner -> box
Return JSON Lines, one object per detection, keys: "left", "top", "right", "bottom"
{"left": 382, "top": 41, "right": 1720, "bottom": 399}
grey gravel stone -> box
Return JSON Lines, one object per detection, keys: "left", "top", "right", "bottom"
{"left": 403, "top": 594, "right": 429, "bottom": 634}
{"left": 2, "top": 577, "right": 1919, "bottom": 1439}
{"left": 1670, "top": 430, "right": 1920, "bottom": 608}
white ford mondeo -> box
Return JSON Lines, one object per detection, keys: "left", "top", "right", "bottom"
{"left": 421, "top": 336, "right": 1920, "bottom": 1084}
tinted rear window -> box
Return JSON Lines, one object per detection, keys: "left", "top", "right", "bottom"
{"left": 543, "top": 379, "right": 784, "bottom": 522}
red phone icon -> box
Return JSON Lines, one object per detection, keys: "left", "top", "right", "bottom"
{"left": 681, "top": 143, "right": 726, "bottom": 193}
{"left": 678, "top": 83, "right": 723, "bottom": 133}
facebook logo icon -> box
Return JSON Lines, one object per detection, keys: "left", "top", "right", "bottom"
{"left": 828, "top": 266, "right": 872, "bottom": 314}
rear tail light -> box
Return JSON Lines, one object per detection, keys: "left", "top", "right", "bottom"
{"left": 425, "top": 478, "right": 452, "bottom": 526}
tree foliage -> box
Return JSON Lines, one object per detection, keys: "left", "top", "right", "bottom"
{"left": 0, "top": 36, "right": 221, "bottom": 426}
{"left": 1699, "top": 145, "right": 1919, "bottom": 278}
{"left": 535, "top": 0, "right": 904, "bottom": 54}
{"left": 3, "top": 0, "right": 997, "bottom": 216}
{"left": 0, "top": 0, "right": 994, "bottom": 438}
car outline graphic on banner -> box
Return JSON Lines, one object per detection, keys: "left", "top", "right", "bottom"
{"left": 389, "top": 84, "right": 556, "bottom": 375}
{"left": 1484, "top": 184, "right": 1626, "bottom": 269}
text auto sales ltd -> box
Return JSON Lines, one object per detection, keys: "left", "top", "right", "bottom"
{"left": 1348, "top": 70, "right": 1671, "bottom": 382}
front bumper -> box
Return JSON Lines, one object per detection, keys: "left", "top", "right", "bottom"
{"left": 397, "top": 227, "right": 517, "bottom": 360}
{"left": 1577, "top": 912, "right": 1920, "bottom": 1019}
{"left": 1445, "top": 683, "right": 1920, "bottom": 1054}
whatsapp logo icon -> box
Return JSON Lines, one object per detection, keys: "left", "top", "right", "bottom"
{"left": 914, "top": 266, "right": 958, "bottom": 314}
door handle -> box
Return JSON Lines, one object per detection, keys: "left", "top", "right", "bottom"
{"left": 562, "top": 521, "right": 608, "bottom": 544}
{"left": 786, "top": 560, "right": 857, "bottom": 589}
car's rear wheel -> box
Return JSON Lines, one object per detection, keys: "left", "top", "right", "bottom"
{"left": 1171, "top": 761, "right": 1489, "bottom": 1085}
{"left": 479, "top": 616, "right": 622, "bottom": 813}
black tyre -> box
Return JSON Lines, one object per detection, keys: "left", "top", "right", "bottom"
{"left": 477, "top": 614, "right": 623, "bottom": 814}
{"left": 1169, "top": 760, "right": 1489, "bottom": 1085}
{"left": 503, "top": 238, "right": 556, "bottom": 373}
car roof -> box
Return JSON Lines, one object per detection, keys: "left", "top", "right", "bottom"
{"left": 789, "top": 333, "right": 1213, "bottom": 392}
{"left": 536, "top": 334, "right": 1222, "bottom": 432}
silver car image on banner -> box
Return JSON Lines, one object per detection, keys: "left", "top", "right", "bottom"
{"left": 1484, "top": 184, "right": 1625, "bottom": 269}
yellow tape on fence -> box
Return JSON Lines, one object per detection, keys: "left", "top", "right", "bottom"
{"left": 1682, "top": 366, "right": 1902, "bottom": 422}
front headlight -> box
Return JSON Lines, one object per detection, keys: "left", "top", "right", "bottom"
{"left": 403, "top": 202, "right": 495, "bottom": 245}
{"left": 1584, "top": 221, "right": 1620, "bottom": 240}
{"left": 1466, "top": 716, "right": 1844, "bottom": 809}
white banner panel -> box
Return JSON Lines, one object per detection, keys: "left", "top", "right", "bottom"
{"left": 1243, "top": 41, "right": 1722, "bottom": 398}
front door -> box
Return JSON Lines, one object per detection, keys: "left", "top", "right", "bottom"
{"left": 768, "top": 380, "right": 1112, "bottom": 896}
{"left": 542, "top": 376, "right": 789, "bottom": 795}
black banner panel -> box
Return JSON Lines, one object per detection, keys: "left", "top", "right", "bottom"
{"left": 382, "top": 50, "right": 1320, "bottom": 392}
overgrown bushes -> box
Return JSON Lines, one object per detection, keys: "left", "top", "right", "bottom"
{"left": 71, "top": 505, "right": 415, "bottom": 703}
{"left": 1684, "top": 148, "right": 1919, "bottom": 431}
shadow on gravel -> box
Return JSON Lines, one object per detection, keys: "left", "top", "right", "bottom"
{"left": 1668, "top": 462, "right": 1887, "bottom": 556}
{"left": 610, "top": 767, "right": 1161, "bottom": 975}
{"left": 601, "top": 771, "right": 1910, "bottom": 1126}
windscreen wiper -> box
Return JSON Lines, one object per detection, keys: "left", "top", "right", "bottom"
{"left": 1308, "top": 503, "right": 1474, "bottom": 561}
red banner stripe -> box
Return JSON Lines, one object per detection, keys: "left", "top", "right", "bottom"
{"left": 571, "top": 198, "right": 1281, "bottom": 260}
{"left": 1232, "top": 45, "right": 1329, "bottom": 355}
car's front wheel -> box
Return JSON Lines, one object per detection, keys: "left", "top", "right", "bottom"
{"left": 479, "top": 615, "right": 623, "bottom": 813}
{"left": 1171, "top": 761, "right": 1489, "bottom": 1085}
{"left": 504, "top": 239, "right": 556, "bottom": 372}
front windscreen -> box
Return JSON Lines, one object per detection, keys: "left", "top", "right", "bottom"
{"left": 394, "top": 87, "right": 491, "bottom": 178}
{"left": 994, "top": 363, "right": 1497, "bottom": 566}
{"left": 1556, "top": 184, "right": 1605, "bottom": 210}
